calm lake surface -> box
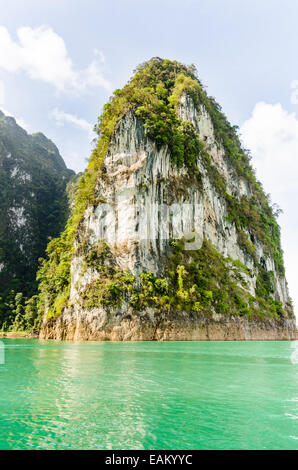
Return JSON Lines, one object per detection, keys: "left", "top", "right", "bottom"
{"left": 0, "top": 339, "right": 297, "bottom": 450}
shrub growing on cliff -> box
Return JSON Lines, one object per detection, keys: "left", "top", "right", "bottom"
{"left": 75, "top": 238, "right": 287, "bottom": 320}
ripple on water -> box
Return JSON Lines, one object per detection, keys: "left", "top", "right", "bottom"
{"left": 0, "top": 339, "right": 297, "bottom": 450}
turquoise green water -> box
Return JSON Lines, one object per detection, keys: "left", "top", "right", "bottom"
{"left": 0, "top": 340, "right": 297, "bottom": 450}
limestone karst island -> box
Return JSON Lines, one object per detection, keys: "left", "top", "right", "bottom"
{"left": 0, "top": 58, "right": 296, "bottom": 341}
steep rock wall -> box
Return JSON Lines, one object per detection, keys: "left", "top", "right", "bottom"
{"left": 69, "top": 104, "right": 289, "bottom": 307}
{"left": 40, "top": 95, "right": 295, "bottom": 340}
{"left": 40, "top": 307, "right": 297, "bottom": 341}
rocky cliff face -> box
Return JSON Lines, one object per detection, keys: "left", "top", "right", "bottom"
{"left": 0, "top": 110, "right": 74, "bottom": 329}
{"left": 38, "top": 58, "right": 295, "bottom": 340}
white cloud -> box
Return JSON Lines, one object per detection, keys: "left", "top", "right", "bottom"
{"left": 0, "top": 25, "right": 111, "bottom": 93}
{"left": 240, "top": 102, "right": 298, "bottom": 316}
{"left": 241, "top": 102, "right": 298, "bottom": 195}
{"left": 50, "top": 108, "right": 95, "bottom": 140}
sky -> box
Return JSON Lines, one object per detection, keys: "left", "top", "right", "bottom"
{"left": 0, "top": 0, "right": 298, "bottom": 316}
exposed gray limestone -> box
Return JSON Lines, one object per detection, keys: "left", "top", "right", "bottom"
{"left": 69, "top": 102, "right": 290, "bottom": 308}
{"left": 41, "top": 95, "right": 295, "bottom": 340}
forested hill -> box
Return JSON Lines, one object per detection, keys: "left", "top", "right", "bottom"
{"left": 0, "top": 110, "right": 75, "bottom": 330}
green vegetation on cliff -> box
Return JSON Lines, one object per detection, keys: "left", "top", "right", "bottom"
{"left": 34, "top": 57, "right": 292, "bottom": 324}
{"left": 76, "top": 238, "right": 284, "bottom": 320}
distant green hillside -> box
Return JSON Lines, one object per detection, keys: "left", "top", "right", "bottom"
{"left": 0, "top": 110, "right": 75, "bottom": 330}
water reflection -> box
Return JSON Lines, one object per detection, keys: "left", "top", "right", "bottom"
{"left": 0, "top": 340, "right": 297, "bottom": 449}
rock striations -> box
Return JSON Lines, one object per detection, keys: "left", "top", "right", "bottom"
{"left": 38, "top": 58, "right": 296, "bottom": 340}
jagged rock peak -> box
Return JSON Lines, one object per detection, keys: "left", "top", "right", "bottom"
{"left": 37, "top": 58, "right": 295, "bottom": 341}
